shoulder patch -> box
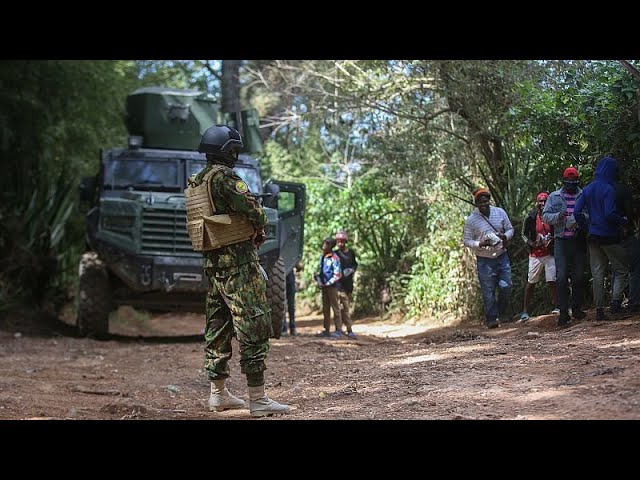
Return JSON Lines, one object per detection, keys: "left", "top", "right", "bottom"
{"left": 235, "top": 180, "right": 249, "bottom": 194}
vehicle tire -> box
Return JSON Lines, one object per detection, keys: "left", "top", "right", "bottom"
{"left": 77, "top": 252, "right": 111, "bottom": 339}
{"left": 265, "top": 256, "right": 285, "bottom": 339}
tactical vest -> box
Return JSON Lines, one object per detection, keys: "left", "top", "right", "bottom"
{"left": 184, "top": 165, "right": 254, "bottom": 251}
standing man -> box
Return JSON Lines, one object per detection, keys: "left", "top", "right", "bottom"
{"left": 315, "top": 237, "right": 343, "bottom": 337}
{"left": 463, "top": 187, "right": 514, "bottom": 329}
{"left": 185, "top": 124, "right": 289, "bottom": 417}
{"left": 613, "top": 166, "right": 640, "bottom": 313}
{"left": 574, "top": 156, "right": 629, "bottom": 320}
{"left": 335, "top": 230, "right": 358, "bottom": 339}
{"left": 542, "top": 166, "right": 588, "bottom": 327}
{"left": 282, "top": 265, "right": 298, "bottom": 336}
{"left": 519, "top": 191, "right": 560, "bottom": 321}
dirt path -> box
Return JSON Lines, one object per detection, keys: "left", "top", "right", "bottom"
{"left": 1, "top": 308, "right": 639, "bottom": 420}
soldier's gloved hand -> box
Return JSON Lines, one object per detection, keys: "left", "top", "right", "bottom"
{"left": 253, "top": 228, "right": 266, "bottom": 248}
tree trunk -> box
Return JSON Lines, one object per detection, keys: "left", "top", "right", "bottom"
{"left": 221, "top": 60, "right": 241, "bottom": 129}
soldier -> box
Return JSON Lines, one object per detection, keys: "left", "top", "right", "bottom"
{"left": 185, "top": 124, "right": 289, "bottom": 417}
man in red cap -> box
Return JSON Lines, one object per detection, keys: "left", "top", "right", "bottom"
{"left": 519, "top": 191, "right": 559, "bottom": 322}
{"left": 542, "top": 166, "right": 588, "bottom": 327}
{"left": 563, "top": 166, "right": 579, "bottom": 180}
{"left": 334, "top": 230, "right": 358, "bottom": 338}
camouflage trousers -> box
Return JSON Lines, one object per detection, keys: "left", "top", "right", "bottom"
{"left": 203, "top": 261, "right": 273, "bottom": 380}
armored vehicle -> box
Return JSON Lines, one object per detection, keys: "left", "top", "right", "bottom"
{"left": 78, "top": 87, "right": 305, "bottom": 338}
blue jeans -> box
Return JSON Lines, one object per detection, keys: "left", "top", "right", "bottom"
{"left": 554, "top": 236, "right": 587, "bottom": 315}
{"left": 476, "top": 253, "right": 512, "bottom": 323}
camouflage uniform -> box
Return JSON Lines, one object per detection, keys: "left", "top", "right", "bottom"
{"left": 193, "top": 163, "right": 272, "bottom": 380}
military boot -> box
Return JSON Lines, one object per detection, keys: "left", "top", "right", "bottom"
{"left": 248, "top": 385, "right": 290, "bottom": 417}
{"left": 208, "top": 379, "right": 246, "bottom": 412}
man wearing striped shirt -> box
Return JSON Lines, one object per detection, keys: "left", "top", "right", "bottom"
{"left": 542, "top": 166, "right": 588, "bottom": 327}
{"left": 463, "top": 188, "right": 515, "bottom": 328}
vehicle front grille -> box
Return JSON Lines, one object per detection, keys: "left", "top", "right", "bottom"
{"left": 141, "top": 206, "right": 199, "bottom": 257}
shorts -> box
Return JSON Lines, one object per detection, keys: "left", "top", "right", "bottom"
{"left": 527, "top": 255, "right": 556, "bottom": 283}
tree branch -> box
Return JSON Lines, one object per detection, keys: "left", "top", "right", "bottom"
{"left": 618, "top": 60, "right": 640, "bottom": 81}
{"left": 204, "top": 61, "right": 221, "bottom": 81}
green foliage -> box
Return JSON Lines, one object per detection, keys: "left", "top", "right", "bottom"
{"left": 4, "top": 59, "right": 639, "bottom": 324}
{"left": 509, "top": 60, "right": 640, "bottom": 191}
{"left": 262, "top": 135, "right": 433, "bottom": 315}
{"left": 134, "top": 60, "right": 218, "bottom": 94}
{"left": 402, "top": 184, "right": 483, "bottom": 323}
{"left": 0, "top": 168, "right": 76, "bottom": 311}
{"left": 260, "top": 135, "right": 325, "bottom": 182}
{"left": 0, "top": 60, "right": 137, "bottom": 312}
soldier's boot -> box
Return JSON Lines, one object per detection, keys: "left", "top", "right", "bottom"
{"left": 248, "top": 385, "right": 290, "bottom": 418}
{"left": 208, "top": 379, "right": 246, "bottom": 412}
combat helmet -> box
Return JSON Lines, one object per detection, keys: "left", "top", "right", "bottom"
{"left": 198, "top": 125, "right": 243, "bottom": 166}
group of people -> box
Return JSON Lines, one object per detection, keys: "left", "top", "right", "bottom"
{"left": 186, "top": 122, "right": 637, "bottom": 418}
{"left": 464, "top": 157, "right": 639, "bottom": 329}
{"left": 280, "top": 231, "right": 360, "bottom": 339}
{"left": 314, "top": 231, "right": 359, "bottom": 339}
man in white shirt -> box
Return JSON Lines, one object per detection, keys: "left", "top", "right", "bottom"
{"left": 463, "top": 188, "right": 515, "bottom": 328}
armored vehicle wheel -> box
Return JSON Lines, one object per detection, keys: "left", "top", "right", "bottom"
{"left": 77, "top": 252, "right": 111, "bottom": 339}
{"left": 266, "top": 256, "right": 286, "bottom": 339}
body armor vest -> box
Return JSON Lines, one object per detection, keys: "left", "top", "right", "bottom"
{"left": 184, "top": 165, "right": 254, "bottom": 251}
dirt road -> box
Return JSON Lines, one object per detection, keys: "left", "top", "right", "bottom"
{"left": 1, "top": 308, "right": 639, "bottom": 420}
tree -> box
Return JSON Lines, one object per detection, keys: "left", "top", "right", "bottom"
{"left": 0, "top": 60, "right": 137, "bottom": 311}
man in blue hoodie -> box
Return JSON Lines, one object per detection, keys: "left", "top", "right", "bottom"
{"left": 574, "top": 156, "right": 629, "bottom": 321}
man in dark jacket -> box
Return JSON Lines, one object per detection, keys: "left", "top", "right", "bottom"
{"left": 543, "top": 166, "right": 588, "bottom": 327}
{"left": 519, "top": 191, "right": 559, "bottom": 322}
{"left": 574, "top": 156, "right": 629, "bottom": 320}
{"left": 613, "top": 167, "right": 640, "bottom": 313}
{"left": 282, "top": 264, "right": 300, "bottom": 336}
{"left": 335, "top": 230, "right": 358, "bottom": 338}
